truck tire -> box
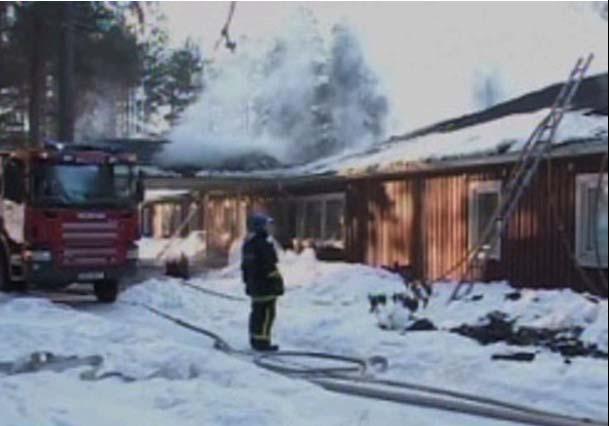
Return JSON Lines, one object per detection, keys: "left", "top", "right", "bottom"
{"left": 0, "top": 252, "right": 22, "bottom": 293}
{"left": 0, "top": 253, "right": 10, "bottom": 293}
{"left": 94, "top": 280, "right": 119, "bottom": 303}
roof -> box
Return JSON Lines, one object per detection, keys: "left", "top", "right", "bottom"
{"left": 143, "top": 189, "right": 193, "bottom": 204}
{"left": 93, "top": 138, "right": 169, "bottom": 165}
{"left": 0, "top": 144, "right": 139, "bottom": 164}
{"left": 187, "top": 72, "right": 608, "bottom": 180}
{"left": 293, "top": 108, "right": 608, "bottom": 177}
{"left": 390, "top": 72, "right": 608, "bottom": 140}
{"left": 186, "top": 107, "right": 606, "bottom": 182}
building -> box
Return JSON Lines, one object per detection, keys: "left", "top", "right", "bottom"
{"left": 142, "top": 73, "right": 609, "bottom": 295}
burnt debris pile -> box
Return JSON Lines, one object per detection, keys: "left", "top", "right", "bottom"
{"left": 450, "top": 311, "right": 608, "bottom": 360}
{"left": 368, "top": 289, "right": 608, "bottom": 361}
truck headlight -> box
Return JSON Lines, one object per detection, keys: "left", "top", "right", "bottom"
{"left": 25, "top": 250, "right": 52, "bottom": 262}
{"left": 126, "top": 247, "right": 139, "bottom": 260}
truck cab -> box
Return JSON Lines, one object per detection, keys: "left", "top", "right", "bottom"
{"left": 0, "top": 144, "right": 143, "bottom": 302}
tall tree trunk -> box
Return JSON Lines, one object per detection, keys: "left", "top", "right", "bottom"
{"left": 28, "top": 10, "right": 43, "bottom": 148}
{"left": 58, "top": 2, "right": 75, "bottom": 143}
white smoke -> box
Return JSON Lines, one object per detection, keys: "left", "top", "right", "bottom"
{"left": 74, "top": 83, "right": 121, "bottom": 141}
{"left": 159, "top": 9, "right": 388, "bottom": 169}
{"left": 472, "top": 66, "right": 510, "bottom": 110}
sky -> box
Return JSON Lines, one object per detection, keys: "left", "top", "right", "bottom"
{"left": 161, "top": 1, "right": 608, "bottom": 133}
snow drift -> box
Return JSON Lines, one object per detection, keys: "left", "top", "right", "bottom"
{"left": 1, "top": 248, "right": 607, "bottom": 424}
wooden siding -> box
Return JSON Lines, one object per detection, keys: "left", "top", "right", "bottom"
{"left": 502, "top": 155, "right": 607, "bottom": 293}
{"left": 203, "top": 192, "right": 279, "bottom": 265}
{"left": 423, "top": 173, "right": 470, "bottom": 281}
{"left": 346, "top": 179, "right": 418, "bottom": 269}
{"left": 145, "top": 153, "right": 607, "bottom": 294}
{"left": 344, "top": 153, "right": 607, "bottom": 294}
{"left": 204, "top": 194, "right": 247, "bottom": 265}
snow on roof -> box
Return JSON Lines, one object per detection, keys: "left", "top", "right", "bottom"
{"left": 144, "top": 189, "right": 191, "bottom": 203}
{"left": 190, "top": 108, "right": 607, "bottom": 180}
{"left": 294, "top": 109, "right": 608, "bottom": 176}
{"left": 138, "top": 165, "right": 180, "bottom": 178}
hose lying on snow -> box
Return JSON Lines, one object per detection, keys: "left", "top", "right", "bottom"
{"left": 122, "top": 300, "right": 607, "bottom": 426}
{"left": 311, "top": 377, "right": 605, "bottom": 426}
{"left": 179, "top": 280, "right": 247, "bottom": 302}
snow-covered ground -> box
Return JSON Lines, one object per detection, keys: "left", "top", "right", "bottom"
{"left": 1, "top": 247, "right": 607, "bottom": 425}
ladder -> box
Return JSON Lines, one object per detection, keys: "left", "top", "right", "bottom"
{"left": 447, "top": 54, "right": 594, "bottom": 302}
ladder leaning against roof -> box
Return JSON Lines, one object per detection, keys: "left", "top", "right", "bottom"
{"left": 445, "top": 54, "right": 595, "bottom": 303}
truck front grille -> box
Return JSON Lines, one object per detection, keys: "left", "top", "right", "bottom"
{"left": 60, "top": 221, "right": 120, "bottom": 266}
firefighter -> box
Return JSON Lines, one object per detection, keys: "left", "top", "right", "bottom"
{"left": 241, "top": 213, "right": 284, "bottom": 351}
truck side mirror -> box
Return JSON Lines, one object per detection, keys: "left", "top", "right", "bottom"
{"left": 3, "top": 159, "right": 25, "bottom": 204}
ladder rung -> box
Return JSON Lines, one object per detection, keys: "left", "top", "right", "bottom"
{"left": 541, "top": 123, "right": 555, "bottom": 131}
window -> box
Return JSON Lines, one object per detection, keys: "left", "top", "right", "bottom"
{"left": 31, "top": 163, "right": 138, "bottom": 208}
{"left": 160, "top": 204, "right": 182, "bottom": 238}
{"left": 188, "top": 202, "right": 201, "bottom": 231}
{"left": 575, "top": 174, "right": 608, "bottom": 268}
{"left": 304, "top": 201, "right": 322, "bottom": 239}
{"left": 325, "top": 199, "right": 344, "bottom": 242}
{"left": 296, "top": 194, "right": 345, "bottom": 246}
{"left": 469, "top": 181, "right": 502, "bottom": 260}
{"left": 3, "top": 158, "right": 25, "bottom": 204}
{"left": 161, "top": 205, "right": 172, "bottom": 238}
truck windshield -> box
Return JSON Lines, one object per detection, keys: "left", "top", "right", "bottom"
{"left": 32, "top": 164, "right": 138, "bottom": 208}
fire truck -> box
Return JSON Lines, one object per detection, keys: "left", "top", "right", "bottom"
{"left": 0, "top": 143, "right": 143, "bottom": 302}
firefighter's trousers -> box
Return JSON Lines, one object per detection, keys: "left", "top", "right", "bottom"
{"left": 249, "top": 296, "right": 277, "bottom": 347}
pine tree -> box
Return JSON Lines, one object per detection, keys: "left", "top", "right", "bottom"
{"left": 0, "top": 2, "right": 145, "bottom": 142}
{"left": 163, "top": 39, "right": 204, "bottom": 125}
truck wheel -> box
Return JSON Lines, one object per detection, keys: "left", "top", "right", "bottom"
{"left": 0, "top": 253, "right": 10, "bottom": 292}
{"left": 0, "top": 253, "right": 19, "bottom": 293}
{"left": 94, "top": 280, "right": 119, "bottom": 303}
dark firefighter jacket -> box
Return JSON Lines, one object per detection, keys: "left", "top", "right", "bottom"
{"left": 241, "top": 232, "right": 284, "bottom": 298}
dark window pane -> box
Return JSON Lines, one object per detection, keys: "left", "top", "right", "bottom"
{"left": 304, "top": 201, "right": 322, "bottom": 239}
{"left": 477, "top": 192, "right": 498, "bottom": 238}
{"left": 586, "top": 183, "right": 608, "bottom": 258}
{"left": 32, "top": 164, "right": 137, "bottom": 207}
{"left": 586, "top": 187, "right": 597, "bottom": 250}
{"left": 475, "top": 191, "right": 500, "bottom": 256}
{"left": 325, "top": 199, "right": 344, "bottom": 241}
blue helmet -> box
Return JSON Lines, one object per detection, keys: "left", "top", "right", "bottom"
{"left": 247, "top": 213, "right": 273, "bottom": 233}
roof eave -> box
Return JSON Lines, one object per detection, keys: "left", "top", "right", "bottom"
{"left": 144, "top": 138, "right": 608, "bottom": 191}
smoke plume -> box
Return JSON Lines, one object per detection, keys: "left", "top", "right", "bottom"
{"left": 159, "top": 9, "right": 389, "bottom": 170}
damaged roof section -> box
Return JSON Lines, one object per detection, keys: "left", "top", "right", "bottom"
{"left": 142, "top": 72, "right": 607, "bottom": 180}
{"left": 392, "top": 72, "right": 608, "bottom": 139}
{"left": 193, "top": 72, "right": 608, "bottom": 179}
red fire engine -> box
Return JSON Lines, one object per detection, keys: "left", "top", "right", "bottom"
{"left": 0, "top": 143, "right": 143, "bottom": 302}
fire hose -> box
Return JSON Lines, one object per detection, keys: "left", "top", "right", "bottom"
{"left": 120, "top": 297, "right": 607, "bottom": 426}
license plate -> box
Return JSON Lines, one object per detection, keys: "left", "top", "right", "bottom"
{"left": 78, "top": 272, "right": 105, "bottom": 281}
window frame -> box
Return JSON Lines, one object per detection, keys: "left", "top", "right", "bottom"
{"left": 295, "top": 193, "right": 345, "bottom": 247}
{"left": 468, "top": 180, "right": 502, "bottom": 261}
{"left": 575, "top": 173, "right": 608, "bottom": 268}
